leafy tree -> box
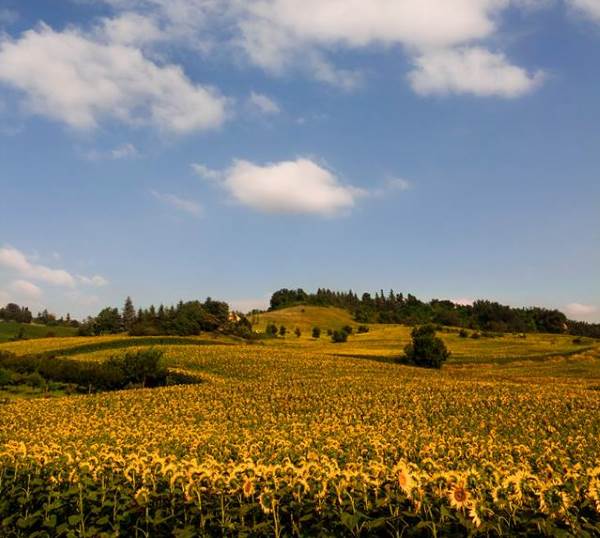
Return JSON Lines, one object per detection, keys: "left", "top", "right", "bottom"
{"left": 312, "top": 327, "right": 321, "bottom": 339}
{"left": 95, "top": 308, "right": 122, "bottom": 334}
{"left": 294, "top": 327, "right": 301, "bottom": 338}
{"left": 331, "top": 330, "right": 348, "bottom": 343}
{"left": 402, "top": 325, "right": 450, "bottom": 369}
{"left": 279, "top": 325, "right": 287, "bottom": 337}
{"left": 266, "top": 324, "right": 278, "bottom": 337}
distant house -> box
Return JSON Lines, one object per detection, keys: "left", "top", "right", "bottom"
{"left": 228, "top": 311, "right": 242, "bottom": 323}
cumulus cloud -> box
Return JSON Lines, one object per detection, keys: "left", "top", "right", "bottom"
{"left": 9, "top": 280, "right": 42, "bottom": 300}
{"left": 221, "top": 158, "right": 365, "bottom": 216}
{"left": 99, "top": 12, "right": 164, "bottom": 46}
{"left": 0, "top": 246, "right": 107, "bottom": 290}
{"left": 0, "top": 23, "right": 229, "bottom": 132}
{"left": 0, "top": 246, "right": 76, "bottom": 287}
{"left": 248, "top": 91, "right": 281, "bottom": 114}
{"left": 408, "top": 47, "right": 544, "bottom": 98}
{"left": 565, "top": 302, "right": 598, "bottom": 317}
{"left": 92, "top": 0, "right": 545, "bottom": 97}
{"left": 151, "top": 190, "right": 203, "bottom": 217}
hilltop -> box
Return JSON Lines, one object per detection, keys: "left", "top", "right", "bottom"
{"left": 252, "top": 305, "right": 356, "bottom": 333}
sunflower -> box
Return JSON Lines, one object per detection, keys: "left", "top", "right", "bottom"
{"left": 134, "top": 487, "right": 150, "bottom": 506}
{"left": 397, "top": 463, "right": 415, "bottom": 497}
{"left": 258, "top": 490, "right": 275, "bottom": 514}
{"left": 242, "top": 478, "right": 255, "bottom": 498}
{"left": 448, "top": 483, "right": 470, "bottom": 510}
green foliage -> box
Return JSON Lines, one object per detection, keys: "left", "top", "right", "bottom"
{"left": 312, "top": 327, "right": 321, "bottom": 339}
{"left": 294, "top": 327, "right": 301, "bottom": 338}
{"left": 331, "top": 330, "right": 348, "bottom": 343}
{"left": 357, "top": 325, "right": 369, "bottom": 334}
{"left": 0, "top": 349, "right": 169, "bottom": 392}
{"left": 342, "top": 325, "right": 353, "bottom": 335}
{"left": 459, "top": 329, "right": 469, "bottom": 338}
{"left": 265, "top": 324, "right": 278, "bottom": 337}
{"left": 279, "top": 325, "right": 287, "bottom": 337}
{"left": 401, "top": 325, "right": 450, "bottom": 369}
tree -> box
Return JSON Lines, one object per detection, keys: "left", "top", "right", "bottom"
{"left": 402, "top": 325, "right": 450, "bottom": 369}
{"left": 122, "top": 297, "right": 136, "bottom": 332}
{"left": 312, "top": 327, "right": 321, "bottom": 339}
{"left": 95, "top": 308, "right": 122, "bottom": 334}
{"left": 279, "top": 325, "right": 287, "bottom": 337}
{"left": 266, "top": 324, "right": 278, "bottom": 337}
{"left": 294, "top": 327, "right": 301, "bottom": 338}
{"left": 331, "top": 330, "right": 348, "bottom": 343}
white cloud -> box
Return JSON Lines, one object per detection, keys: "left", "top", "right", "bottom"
{"left": 0, "top": 23, "right": 229, "bottom": 133}
{"left": 9, "top": 280, "right": 42, "bottom": 300}
{"left": 248, "top": 91, "right": 281, "bottom": 114}
{"left": 192, "top": 162, "right": 222, "bottom": 181}
{"left": 99, "top": 12, "right": 164, "bottom": 46}
{"left": 151, "top": 190, "right": 203, "bottom": 216}
{"left": 77, "top": 275, "right": 109, "bottom": 287}
{"left": 111, "top": 143, "right": 138, "bottom": 159}
{"left": 0, "top": 246, "right": 108, "bottom": 291}
{"left": 93, "top": 0, "right": 544, "bottom": 97}
{"left": 565, "top": 302, "right": 598, "bottom": 317}
{"left": 408, "top": 47, "right": 544, "bottom": 98}
{"left": 0, "top": 246, "right": 76, "bottom": 287}
{"left": 222, "top": 158, "right": 365, "bottom": 216}
{"left": 568, "top": 0, "right": 600, "bottom": 22}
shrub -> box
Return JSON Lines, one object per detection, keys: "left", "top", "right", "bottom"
{"left": 331, "top": 330, "right": 348, "bottom": 343}
{"left": 279, "top": 325, "right": 287, "bottom": 337}
{"left": 265, "top": 324, "right": 278, "bottom": 337}
{"left": 0, "top": 368, "right": 12, "bottom": 386}
{"left": 357, "top": 325, "right": 369, "bottom": 334}
{"left": 327, "top": 329, "right": 333, "bottom": 336}
{"left": 401, "top": 325, "right": 450, "bottom": 369}
{"left": 459, "top": 329, "right": 469, "bottom": 338}
{"left": 294, "top": 327, "right": 301, "bottom": 338}
{"left": 312, "top": 327, "right": 321, "bottom": 339}
{"left": 342, "top": 325, "right": 353, "bottom": 335}
{"left": 471, "top": 332, "right": 481, "bottom": 339}
{"left": 573, "top": 337, "right": 584, "bottom": 345}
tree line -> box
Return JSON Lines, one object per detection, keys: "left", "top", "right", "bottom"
{"left": 0, "top": 303, "right": 79, "bottom": 327}
{"left": 78, "top": 297, "right": 252, "bottom": 338}
{"left": 269, "top": 288, "right": 600, "bottom": 337}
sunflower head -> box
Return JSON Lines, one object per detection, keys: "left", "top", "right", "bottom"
{"left": 449, "top": 483, "right": 470, "bottom": 510}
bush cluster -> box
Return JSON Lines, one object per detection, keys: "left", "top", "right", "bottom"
{"left": 400, "top": 325, "right": 450, "bottom": 369}
{"left": 0, "top": 349, "right": 168, "bottom": 392}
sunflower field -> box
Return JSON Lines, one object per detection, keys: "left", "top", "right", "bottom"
{"left": 0, "top": 336, "right": 599, "bottom": 536}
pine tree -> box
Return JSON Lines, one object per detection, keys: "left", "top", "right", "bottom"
{"left": 123, "top": 296, "right": 136, "bottom": 331}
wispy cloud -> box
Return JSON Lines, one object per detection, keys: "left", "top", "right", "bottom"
{"left": 151, "top": 190, "right": 203, "bottom": 217}
{"left": 248, "top": 91, "right": 281, "bottom": 114}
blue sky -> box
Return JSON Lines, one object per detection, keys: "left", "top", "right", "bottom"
{"left": 0, "top": 0, "right": 599, "bottom": 321}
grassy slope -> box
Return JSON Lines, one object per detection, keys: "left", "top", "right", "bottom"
{"left": 0, "top": 321, "right": 78, "bottom": 343}
{"left": 253, "top": 305, "right": 356, "bottom": 332}
{"left": 1, "top": 305, "right": 594, "bottom": 364}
